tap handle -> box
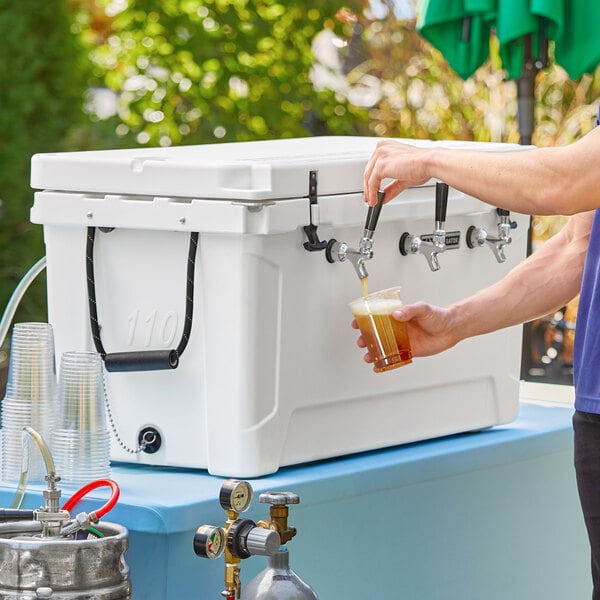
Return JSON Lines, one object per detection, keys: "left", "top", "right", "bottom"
{"left": 435, "top": 182, "right": 448, "bottom": 223}
{"left": 365, "top": 189, "right": 385, "bottom": 233}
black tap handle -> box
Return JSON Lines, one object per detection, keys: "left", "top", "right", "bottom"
{"left": 435, "top": 182, "right": 449, "bottom": 223}
{"left": 365, "top": 189, "right": 385, "bottom": 232}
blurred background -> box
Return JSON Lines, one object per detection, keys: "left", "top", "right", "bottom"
{"left": 1, "top": 0, "right": 598, "bottom": 388}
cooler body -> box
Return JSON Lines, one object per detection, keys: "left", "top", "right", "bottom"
{"left": 30, "top": 137, "right": 530, "bottom": 476}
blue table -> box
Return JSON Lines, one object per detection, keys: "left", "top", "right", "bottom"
{"left": 1, "top": 401, "right": 590, "bottom": 600}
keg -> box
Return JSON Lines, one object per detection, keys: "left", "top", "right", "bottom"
{"left": 0, "top": 521, "right": 130, "bottom": 599}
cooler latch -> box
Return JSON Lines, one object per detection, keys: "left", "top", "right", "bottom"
{"left": 303, "top": 170, "right": 329, "bottom": 252}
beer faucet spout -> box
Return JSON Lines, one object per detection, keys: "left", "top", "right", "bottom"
{"left": 325, "top": 190, "right": 385, "bottom": 281}
{"left": 399, "top": 182, "right": 449, "bottom": 272}
{"left": 325, "top": 241, "right": 371, "bottom": 280}
{"left": 466, "top": 209, "right": 517, "bottom": 263}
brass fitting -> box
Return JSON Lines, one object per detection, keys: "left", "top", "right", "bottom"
{"left": 257, "top": 491, "right": 299, "bottom": 546}
{"left": 223, "top": 509, "right": 242, "bottom": 598}
{"left": 223, "top": 562, "right": 241, "bottom": 599}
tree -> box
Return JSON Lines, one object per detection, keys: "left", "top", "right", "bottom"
{"left": 83, "top": 0, "right": 369, "bottom": 147}
{"left": 0, "top": 0, "right": 86, "bottom": 322}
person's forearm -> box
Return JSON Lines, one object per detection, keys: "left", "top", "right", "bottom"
{"left": 446, "top": 211, "right": 592, "bottom": 343}
{"left": 424, "top": 129, "right": 600, "bottom": 216}
{"left": 364, "top": 128, "right": 600, "bottom": 215}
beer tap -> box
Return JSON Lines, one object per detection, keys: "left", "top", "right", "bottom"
{"left": 466, "top": 208, "right": 518, "bottom": 263}
{"left": 325, "top": 189, "right": 385, "bottom": 280}
{"left": 399, "top": 181, "right": 449, "bottom": 272}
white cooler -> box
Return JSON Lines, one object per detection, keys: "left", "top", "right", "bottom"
{"left": 30, "top": 136, "right": 530, "bottom": 477}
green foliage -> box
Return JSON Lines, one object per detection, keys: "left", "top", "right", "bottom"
{"left": 535, "top": 64, "right": 600, "bottom": 145}
{"left": 79, "top": 0, "right": 600, "bottom": 149}
{"left": 84, "top": 0, "right": 369, "bottom": 146}
{"left": 347, "top": 2, "right": 600, "bottom": 147}
{"left": 0, "top": 0, "right": 86, "bottom": 321}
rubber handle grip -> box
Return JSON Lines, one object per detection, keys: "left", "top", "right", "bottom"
{"left": 103, "top": 350, "right": 179, "bottom": 372}
{"left": 436, "top": 182, "right": 449, "bottom": 222}
{"left": 365, "top": 190, "right": 385, "bottom": 232}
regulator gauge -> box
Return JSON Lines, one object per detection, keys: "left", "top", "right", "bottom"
{"left": 219, "top": 479, "right": 253, "bottom": 513}
{"left": 193, "top": 525, "right": 226, "bottom": 560}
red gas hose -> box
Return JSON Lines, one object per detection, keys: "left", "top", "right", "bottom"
{"left": 62, "top": 478, "right": 120, "bottom": 521}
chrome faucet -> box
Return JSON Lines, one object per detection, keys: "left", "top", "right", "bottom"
{"left": 399, "top": 181, "right": 449, "bottom": 272}
{"left": 466, "top": 208, "right": 517, "bottom": 263}
{"left": 326, "top": 189, "right": 385, "bottom": 280}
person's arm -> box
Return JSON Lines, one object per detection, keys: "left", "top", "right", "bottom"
{"left": 363, "top": 127, "right": 600, "bottom": 216}
{"left": 354, "top": 211, "right": 593, "bottom": 360}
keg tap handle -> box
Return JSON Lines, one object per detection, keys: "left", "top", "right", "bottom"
{"left": 435, "top": 181, "right": 448, "bottom": 230}
{"left": 365, "top": 189, "right": 385, "bottom": 236}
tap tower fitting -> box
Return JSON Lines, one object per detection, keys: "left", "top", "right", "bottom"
{"left": 325, "top": 189, "right": 386, "bottom": 281}
{"left": 466, "top": 208, "right": 517, "bottom": 263}
{"left": 399, "top": 181, "right": 449, "bottom": 272}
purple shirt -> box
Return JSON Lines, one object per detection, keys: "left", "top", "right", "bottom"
{"left": 573, "top": 106, "right": 600, "bottom": 412}
{"left": 574, "top": 209, "right": 600, "bottom": 413}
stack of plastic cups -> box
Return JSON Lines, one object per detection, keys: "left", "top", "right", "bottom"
{"left": 1, "top": 322, "right": 57, "bottom": 482}
{"left": 51, "top": 351, "right": 111, "bottom": 485}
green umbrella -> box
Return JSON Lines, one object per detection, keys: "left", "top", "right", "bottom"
{"left": 417, "top": 0, "right": 600, "bottom": 143}
{"left": 416, "top": 0, "right": 496, "bottom": 80}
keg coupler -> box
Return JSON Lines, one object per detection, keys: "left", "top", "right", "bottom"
{"left": 193, "top": 479, "right": 317, "bottom": 600}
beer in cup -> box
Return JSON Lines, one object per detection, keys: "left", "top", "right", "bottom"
{"left": 349, "top": 287, "right": 412, "bottom": 372}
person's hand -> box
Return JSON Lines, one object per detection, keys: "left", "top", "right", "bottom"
{"left": 363, "top": 140, "right": 432, "bottom": 206}
{"left": 351, "top": 302, "right": 460, "bottom": 365}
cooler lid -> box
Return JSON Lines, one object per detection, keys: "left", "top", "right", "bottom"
{"left": 31, "top": 137, "right": 522, "bottom": 202}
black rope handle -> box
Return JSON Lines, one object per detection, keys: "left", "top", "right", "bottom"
{"left": 86, "top": 227, "right": 199, "bottom": 372}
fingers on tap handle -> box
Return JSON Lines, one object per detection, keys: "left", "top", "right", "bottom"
{"left": 435, "top": 182, "right": 449, "bottom": 222}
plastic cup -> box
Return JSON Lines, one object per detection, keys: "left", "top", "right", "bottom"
{"left": 349, "top": 286, "right": 412, "bottom": 373}
{"left": 50, "top": 352, "right": 111, "bottom": 484}
{"left": 0, "top": 322, "right": 57, "bottom": 482}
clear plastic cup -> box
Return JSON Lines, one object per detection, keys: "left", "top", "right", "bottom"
{"left": 0, "top": 323, "right": 57, "bottom": 482}
{"left": 50, "top": 352, "right": 111, "bottom": 484}
{"left": 349, "top": 286, "right": 413, "bottom": 373}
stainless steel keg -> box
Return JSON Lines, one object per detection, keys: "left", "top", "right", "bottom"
{"left": 0, "top": 521, "right": 131, "bottom": 599}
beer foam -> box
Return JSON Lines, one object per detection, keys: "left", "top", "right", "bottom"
{"left": 350, "top": 298, "right": 403, "bottom": 316}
